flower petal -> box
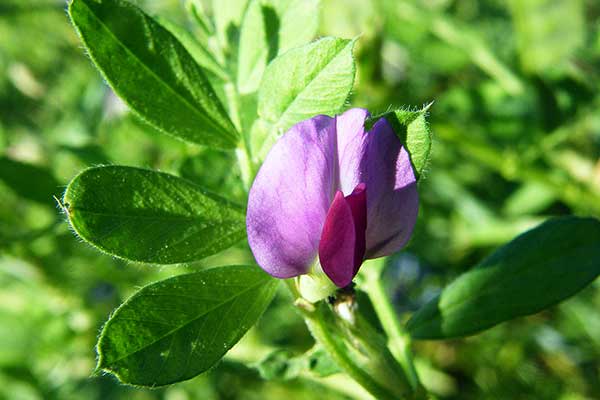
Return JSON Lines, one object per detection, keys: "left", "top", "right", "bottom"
{"left": 319, "top": 183, "right": 367, "bottom": 287}
{"left": 345, "top": 182, "right": 367, "bottom": 276}
{"left": 247, "top": 115, "right": 337, "bottom": 278}
{"left": 335, "top": 109, "right": 418, "bottom": 258}
{"left": 318, "top": 192, "right": 355, "bottom": 287}
{"left": 336, "top": 108, "right": 369, "bottom": 195}
{"left": 363, "top": 118, "right": 419, "bottom": 258}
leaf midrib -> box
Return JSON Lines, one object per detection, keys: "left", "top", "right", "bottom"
{"left": 101, "top": 276, "right": 274, "bottom": 367}
{"left": 75, "top": 0, "right": 237, "bottom": 144}
{"left": 70, "top": 207, "right": 244, "bottom": 222}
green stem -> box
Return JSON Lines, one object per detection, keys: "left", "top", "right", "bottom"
{"left": 303, "top": 304, "right": 405, "bottom": 400}
{"left": 224, "top": 82, "right": 242, "bottom": 132}
{"left": 298, "top": 372, "right": 374, "bottom": 400}
{"left": 224, "top": 81, "right": 255, "bottom": 190}
{"left": 362, "top": 259, "right": 424, "bottom": 393}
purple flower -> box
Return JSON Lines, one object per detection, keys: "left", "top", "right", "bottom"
{"left": 247, "top": 108, "right": 418, "bottom": 290}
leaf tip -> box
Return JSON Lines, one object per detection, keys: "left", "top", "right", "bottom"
{"left": 422, "top": 100, "right": 435, "bottom": 112}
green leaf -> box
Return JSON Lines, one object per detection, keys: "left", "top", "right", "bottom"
{"left": 237, "top": 0, "right": 319, "bottom": 94}
{"left": 306, "top": 347, "right": 341, "bottom": 377}
{"left": 212, "top": 0, "right": 249, "bottom": 52}
{"left": 62, "top": 166, "right": 245, "bottom": 264}
{"left": 258, "top": 37, "right": 355, "bottom": 129}
{"left": 157, "top": 17, "right": 228, "bottom": 81}
{"left": 406, "top": 217, "right": 600, "bottom": 339}
{"left": 0, "top": 156, "right": 61, "bottom": 205}
{"left": 236, "top": 0, "right": 270, "bottom": 95}
{"left": 97, "top": 265, "right": 279, "bottom": 386}
{"left": 255, "top": 346, "right": 340, "bottom": 381}
{"left": 364, "top": 104, "right": 433, "bottom": 180}
{"left": 273, "top": 0, "right": 320, "bottom": 52}
{"left": 255, "top": 350, "right": 305, "bottom": 381}
{"left": 68, "top": 0, "right": 238, "bottom": 148}
{"left": 178, "top": 148, "right": 246, "bottom": 204}
{"left": 185, "top": 0, "right": 214, "bottom": 36}
{"left": 254, "top": 37, "right": 355, "bottom": 159}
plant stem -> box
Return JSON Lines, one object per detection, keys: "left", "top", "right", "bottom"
{"left": 303, "top": 304, "right": 406, "bottom": 400}
{"left": 299, "top": 372, "right": 374, "bottom": 400}
{"left": 224, "top": 81, "right": 255, "bottom": 190}
{"left": 224, "top": 82, "right": 242, "bottom": 132}
{"left": 362, "top": 259, "right": 424, "bottom": 393}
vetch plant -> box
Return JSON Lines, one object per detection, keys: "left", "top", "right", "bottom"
{"left": 60, "top": 0, "right": 600, "bottom": 398}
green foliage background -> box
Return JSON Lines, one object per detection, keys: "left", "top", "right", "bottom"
{"left": 1, "top": 0, "right": 600, "bottom": 399}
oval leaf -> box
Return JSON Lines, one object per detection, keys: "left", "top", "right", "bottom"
{"left": 237, "top": 0, "right": 320, "bottom": 94}
{"left": 406, "top": 217, "right": 600, "bottom": 339}
{"left": 97, "top": 265, "right": 280, "bottom": 386}
{"left": 68, "top": 0, "right": 238, "bottom": 148}
{"left": 254, "top": 37, "right": 355, "bottom": 160}
{"left": 63, "top": 166, "right": 245, "bottom": 264}
{"left": 212, "top": 0, "right": 248, "bottom": 51}
{"left": 258, "top": 36, "right": 355, "bottom": 130}
{"left": 157, "top": 17, "right": 228, "bottom": 81}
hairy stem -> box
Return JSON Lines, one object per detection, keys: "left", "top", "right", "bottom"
{"left": 303, "top": 303, "right": 409, "bottom": 400}
{"left": 362, "top": 258, "right": 425, "bottom": 394}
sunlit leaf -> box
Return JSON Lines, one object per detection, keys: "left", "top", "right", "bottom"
{"left": 212, "top": 0, "right": 249, "bottom": 52}
{"left": 254, "top": 37, "right": 355, "bottom": 160}
{"left": 237, "top": 0, "right": 319, "bottom": 94}
{"left": 97, "top": 265, "right": 279, "bottom": 386}
{"left": 68, "top": 0, "right": 238, "bottom": 148}
{"left": 157, "top": 16, "right": 228, "bottom": 81}
{"left": 407, "top": 217, "right": 600, "bottom": 339}
{"left": 63, "top": 166, "right": 245, "bottom": 264}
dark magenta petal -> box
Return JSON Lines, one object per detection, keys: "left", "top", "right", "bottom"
{"left": 319, "top": 191, "right": 356, "bottom": 287}
{"left": 319, "top": 183, "right": 367, "bottom": 287}
{"left": 345, "top": 183, "right": 367, "bottom": 276}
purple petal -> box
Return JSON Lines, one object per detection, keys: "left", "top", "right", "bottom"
{"left": 345, "top": 183, "right": 367, "bottom": 276}
{"left": 247, "top": 115, "right": 337, "bottom": 278}
{"left": 336, "top": 108, "right": 369, "bottom": 195}
{"left": 336, "top": 109, "right": 418, "bottom": 258}
{"left": 363, "top": 118, "right": 419, "bottom": 258}
{"left": 319, "top": 183, "right": 367, "bottom": 288}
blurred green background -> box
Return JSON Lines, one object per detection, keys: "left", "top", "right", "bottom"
{"left": 1, "top": 0, "right": 600, "bottom": 399}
